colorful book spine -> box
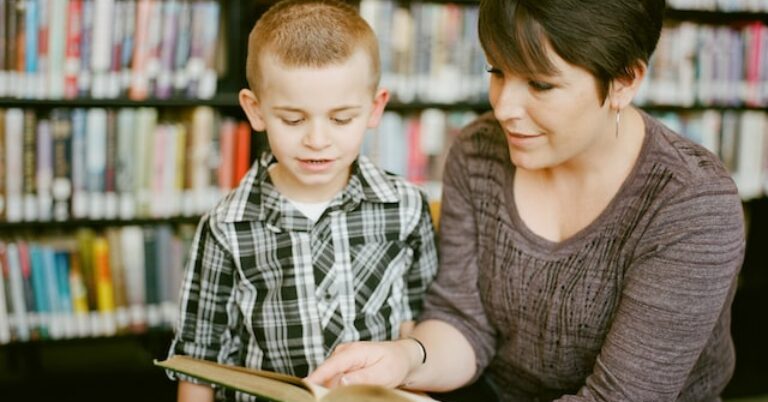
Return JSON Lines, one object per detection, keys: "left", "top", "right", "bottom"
{"left": 51, "top": 108, "right": 73, "bottom": 221}
{"left": 64, "top": 0, "right": 83, "bottom": 99}
{"left": 6, "top": 242, "right": 30, "bottom": 341}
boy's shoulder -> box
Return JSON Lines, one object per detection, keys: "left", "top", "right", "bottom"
{"left": 355, "top": 155, "right": 428, "bottom": 206}
{"left": 207, "top": 160, "right": 267, "bottom": 225}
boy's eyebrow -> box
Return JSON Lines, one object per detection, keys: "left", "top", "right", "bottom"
{"left": 272, "top": 105, "right": 362, "bottom": 113}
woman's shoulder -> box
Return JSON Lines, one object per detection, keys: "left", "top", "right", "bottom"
{"left": 641, "top": 111, "right": 737, "bottom": 195}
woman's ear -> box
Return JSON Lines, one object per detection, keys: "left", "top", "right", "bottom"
{"left": 239, "top": 88, "right": 267, "bottom": 132}
{"left": 366, "top": 88, "right": 391, "bottom": 129}
{"left": 610, "top": 62, "right": 648, "bottom": 110}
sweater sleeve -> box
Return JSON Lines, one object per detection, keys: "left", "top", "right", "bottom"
{"left": 558, "top": 176, "right": 745, "bottom": 401}
{"left": 418, "top": 137, "right": 498, "bottom": 382}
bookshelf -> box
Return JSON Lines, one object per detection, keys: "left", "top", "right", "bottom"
{"left": 0, "top": 0, "right": 767, "bottom": 400}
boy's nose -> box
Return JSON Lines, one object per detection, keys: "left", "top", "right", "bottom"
{"left": 302, "top": 124, "right": 331, "bottom": 149}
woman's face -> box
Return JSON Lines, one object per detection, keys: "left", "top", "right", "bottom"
{"left": 487, "top": 45, "right": 615, "bottom": 171}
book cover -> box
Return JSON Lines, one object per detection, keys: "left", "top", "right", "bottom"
{"left": 156, "top": 355, "right": 436, "bottom": 402}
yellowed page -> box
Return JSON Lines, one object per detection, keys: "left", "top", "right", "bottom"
{"left": 155, "top": 356, "right": 315, "bottom": 402}
{"left": 318, "top": 384, "right": 440, "bottom": 402}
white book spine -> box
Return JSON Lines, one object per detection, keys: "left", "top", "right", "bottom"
{"left": 90, "top": 0, "right": 115, "bottom": 98}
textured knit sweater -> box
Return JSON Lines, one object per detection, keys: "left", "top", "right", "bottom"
{"left": 420, "top": 110, "right": 745, "bottom": 402}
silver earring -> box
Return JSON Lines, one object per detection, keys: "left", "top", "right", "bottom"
{"left": 615, "top": 109, "right": 621, "bottom": 138}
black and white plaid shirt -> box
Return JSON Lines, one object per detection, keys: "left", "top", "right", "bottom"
{"left": 169, "top": 152, "right": 438, "bottom": 400}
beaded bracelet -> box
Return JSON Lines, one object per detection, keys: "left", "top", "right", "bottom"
{"left": 407, "top": 336, "right": 427, "bottom": 364}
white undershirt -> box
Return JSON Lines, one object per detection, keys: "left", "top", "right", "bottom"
{"left": 287, "top": 198, "right": 331, "bottom": 222}
{"left": 268, "top": 164, "right": 332, "bottom": 221}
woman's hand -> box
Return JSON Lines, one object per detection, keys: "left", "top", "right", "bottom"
{"left": 306, "top": 339, "right": 423, "bottom": 389}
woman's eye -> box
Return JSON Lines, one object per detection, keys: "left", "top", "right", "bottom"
{"left": 529, "top": 80, "right": 554, "bottom": 91}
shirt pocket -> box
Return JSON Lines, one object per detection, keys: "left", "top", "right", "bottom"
{"left": 349, "top": 240, "right": 412, "bottom": 315}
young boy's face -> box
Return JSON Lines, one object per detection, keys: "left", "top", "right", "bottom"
{"left": 240, "top": 49, "right": 389, "bottom": 202}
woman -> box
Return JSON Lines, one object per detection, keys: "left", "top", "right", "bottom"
{"left": 307, "top": 0, "right": 745, "bottom": 400}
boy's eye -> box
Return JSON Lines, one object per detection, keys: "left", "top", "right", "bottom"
{"left": 281, "top": 118, "right": 304, "bottom": 126}
{"left": 331, "top": 117, "right": 353, "bottom": 125}
{"left": 528, "top": 80, "right": 554, "bottom": 91}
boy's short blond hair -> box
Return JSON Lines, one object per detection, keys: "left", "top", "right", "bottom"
{"left": 245, "top": 0, "right": 381, "bottom": 94}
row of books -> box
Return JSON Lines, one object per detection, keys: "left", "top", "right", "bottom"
{"left": 363, "top": 109, "right": 478, "bottom": 201}
{"left": 0, "top": 106, "right": 252, "bottom": 223}
{"left": 0, "top": 0, "right": 222, "bottom": 100}
{"left": 652, "top": 109, "right": 768, "bottom": 200}
{"left": 0, "top": 224, "right": 194, "bottom": 343}
{"left": 366, "top": 108, "right": 768, "bottom": 202}
{"left": 668, "top": 0, "right": 768, "bottom": 12}
{"left": 360, "top": 0, "right": 488, "bottom": 104}
{"left": 361, "top": 0, "right": 768, "bottom": 108}
{"left": 636, "top": 21, "right": 768, "bottom": 107}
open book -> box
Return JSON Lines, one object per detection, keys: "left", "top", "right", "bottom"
{"left": 155, "top": 355, "right": 438, "bottom": 402}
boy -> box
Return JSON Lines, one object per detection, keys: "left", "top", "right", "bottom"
{"left": 167, "top": 0, "right": 438, "bottom": 401}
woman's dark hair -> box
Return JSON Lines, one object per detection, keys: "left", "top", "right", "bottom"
{"left": 478, "top": 0, "right": 665, "bottom": 103}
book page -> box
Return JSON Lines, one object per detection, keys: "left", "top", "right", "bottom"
{"left": 319, "top": 384, "right": 439, "bottom": 402}
{"left": 155, "top": 356, "right": 316, "bottom": 402}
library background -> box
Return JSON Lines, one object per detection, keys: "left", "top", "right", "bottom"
{"left": 0, "top": 0, "right": 766, "bottom": 400}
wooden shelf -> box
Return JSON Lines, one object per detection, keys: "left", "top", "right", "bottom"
{"left": 666, "top": 8, "right": 768, "bottom": 23}
{"left": 0, "top": 216, "right": 201, "bottom": 231}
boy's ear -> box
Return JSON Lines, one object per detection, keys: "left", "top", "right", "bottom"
{"left": 239, "top": 88, "right": 267, "bottom": 132}
{"left": 366, "top": 88, "right": 390, "bottom": 129}
{"left": 609, "top": 62, "right": 647, "bottom": 110}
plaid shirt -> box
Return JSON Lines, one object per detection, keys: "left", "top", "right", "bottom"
{"left": 168, "top": 153, "right": 438, "bottom": 401}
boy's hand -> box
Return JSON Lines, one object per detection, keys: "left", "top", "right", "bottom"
{"left": 306, "top": 340, "right": 421, "bottom": 389}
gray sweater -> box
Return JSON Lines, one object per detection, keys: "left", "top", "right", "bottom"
{"left": 420, "top": 111, "right": 745, "bottom": 402}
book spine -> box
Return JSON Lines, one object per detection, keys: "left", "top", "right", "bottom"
{"left": 47, "top": 0, "right": 66, "bottom": 99}
{"left": 119, "top": 0, "right": 136, "bottom": 96}
{"left": 233, "top": 121, "right": 251, "bottom": 185}
{"left": 92, "top": 236, "right": 116, "bottom": 335}
{"left": 77, "top": 0, "right": 93, "bottom": 97}
{"left": 120, "top": 225, "right": 146, "bottom": 331}
{"left": 85, "top": 108, "right": 106, "bottom": 219}
{"left": 129, "top": 0, "right": 151, "bottom": 100}
{"left": 54, "top": 250, "right": 75, "bottom": 338}
{"left": 104, "top": 109, "right": 118, "bottom": 218}
{"left": 116, "top": 108, "right": 136, "bottom": 219}
{"left": 4, "top": 108, "right": 23, "bottom": 222}
{"left": 155, "top": 0, "right": 178, "bottom": 99}
{"left": 51, "top": 109, "right": 73, "bottom": 221}
{"left": 64, "top": 0, "right": 83, "bottom": 99}
{"left": 0, "top": 0, "right": 7, "bottom": 98}
{"left": 0, "top": 242, "right": 11, "bottom": 343}
{"left": 35, "top": 117, "right": 52, "bottom": 221}
{"left": 22, "top": 109, "right": 37, "bottom": 221}
{"left": 0, "top": 110, "right": 5, "bottom": 220}
{"left": 6, "top": 242, "right": 30, "bottom": 341}
{"left": 90, "top": 0, "right": 113, "bottom": 99}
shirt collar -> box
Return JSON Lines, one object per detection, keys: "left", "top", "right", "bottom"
{"left": 219, "top": 151, "right": 400, "bottom": 225}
